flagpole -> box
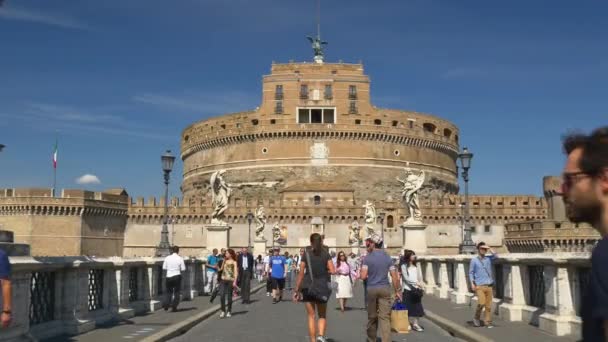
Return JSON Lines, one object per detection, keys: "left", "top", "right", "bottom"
{"left": 53, "top": 135, "right": 58, "bottom": 197}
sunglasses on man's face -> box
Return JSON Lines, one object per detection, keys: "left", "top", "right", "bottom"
{"left": 561, "top": 171, "right": 594, "bottom": 192}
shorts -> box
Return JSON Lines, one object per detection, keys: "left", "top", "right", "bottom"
{"left": 271, "top": 277, "right": 285, "bottom": 290}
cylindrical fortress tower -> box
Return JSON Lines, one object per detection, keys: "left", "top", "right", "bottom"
{"left": 180, "top": 62, "right": 460, "bottom": 204}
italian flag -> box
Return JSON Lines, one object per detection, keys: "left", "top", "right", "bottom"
{"left": 52, "top": 141, "right": 58, "bottom": 169}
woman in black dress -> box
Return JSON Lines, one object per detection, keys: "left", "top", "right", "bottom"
{"left": 293, "top": 233, "right": 336, "bottom": 342}
{"left": 400, "top": 249, "right": 426, "bottom": 332}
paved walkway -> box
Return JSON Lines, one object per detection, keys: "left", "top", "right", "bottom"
{"left": 172, "top": 284, "right": 460, "bottom": 342}
{"left": 423, "top": 295, "right": 579, "bottom": 342}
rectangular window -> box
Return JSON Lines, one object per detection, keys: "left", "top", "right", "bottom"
{"left": 484, "top": 225, "right": 491, "bottom": 233}
{"left": 349, "top": 85, "right": 357, "bottom": 99}
{"left": 275, "top": 85, "right": 283, "bottom": 100}
{"left": 323, "top": 109, "right": 335, "bottom": 123}
{"left": 408, "top": 120, "right": 414, "bottom": 129}
{"left": 324, "top": 84, "right": 333, "bottom": 99}
{"left": 300, "top": 84, "right": 308, "bottom": 99}
{"left": 311, "top": 109, "right": 322, "bottom": 123}
{"left": 349, "top": 101, "right": 357, "bottom": 114}
{"left": 298, "top": 109, "right": 310, "bottom": 123}
{"left": 275, "top": 101, "right": 283, "bottom": 114}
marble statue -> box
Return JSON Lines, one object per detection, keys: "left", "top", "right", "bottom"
{"left": 363, "top": 200, "right": 377, "bottom": 236}
{"left": 210, "top": 170, "right": 231, "bottom": 225}
{"left": 396, "top": 164, "right": 426, "bottom": 223}
{"left": 349, "top": 221, "right": 361, "bottom": 246}
{"left": 272, "top": 222, "right": 281, "bottom": 244}
{"left": 254, "top": 206, "right": 266, "bottom": 239}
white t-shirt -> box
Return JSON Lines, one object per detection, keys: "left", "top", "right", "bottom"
{"left": 163, "top": 253, "right": 186, "bottom": 278}
{"left": 401, "top": 264, "right": 419, "bottom": 291}
{"left": 263, "top": 255, "right": 270, "bottom": 272}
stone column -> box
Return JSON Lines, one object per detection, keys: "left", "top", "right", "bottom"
{"left": 449, "top": 258, "right": 470, "bottom": 304}
{"left": 423, "top": 259, "right": 437, "bottom": 295}
{"left": 204, "top": 225, "right": 232, "bottom": 255}
{"left": 400, "top": 222, "right": 428, "bottom": 254}
{"left": 433, "top": 260, "right": 450, "bottom": 299}
{"left": 145, "top": 262, "right": 162, "bottom": 312}
{"left": 499, "top": 261, "right": 527, "bottom": 322}
{"left": 538, "top": 263, "right": 577, "bottom": 336}
{"left": 116, "top": 264, "right": 135, "bottom": 319}
{"left": 0, "top": 270, "right": 31, "bottom": 341}
{"left": 62, "top": 264, "right": 96, "bottom": 335}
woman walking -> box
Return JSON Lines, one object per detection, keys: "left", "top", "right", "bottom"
{"left": 335, "top": 251, "right": 353, "bottom": 312}
{"left": 218, "top": 249, "right": 238, "bottom": 318}
{"left": 293, "top": 233, "right": 336, "bottom": 342}
{"left": 255, "top": 255, "right": 264, "bottom": 282}
{"left": 400, "top": 249, "right": 425, "bottom": 331}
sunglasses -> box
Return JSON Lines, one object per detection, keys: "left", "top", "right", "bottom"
{"left": 561, "top": 171, "right": 593, "bottom": 192}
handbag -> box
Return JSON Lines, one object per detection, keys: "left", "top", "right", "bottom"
{"left": 402, "top": 266, "right": 424, "bottom": 301}
{"left": 304, "top": 251, "right": 332, "bottom": 303}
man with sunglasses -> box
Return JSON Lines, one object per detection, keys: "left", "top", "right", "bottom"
{"left": 561, "top": 127, "right": 608, "bottom": 342}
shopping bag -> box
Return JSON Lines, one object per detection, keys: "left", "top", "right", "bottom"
{"left": 391, "top": 301, "right": 409, "bottom": 333}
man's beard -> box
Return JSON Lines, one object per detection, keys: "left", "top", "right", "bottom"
{"left": 566, "top": 200, "right": 602, "bottom": 225}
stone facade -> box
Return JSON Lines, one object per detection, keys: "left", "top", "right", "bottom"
{"left": 0, "top": 188, "right": 128, "bottom": 257}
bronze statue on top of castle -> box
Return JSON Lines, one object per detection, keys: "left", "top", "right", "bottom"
{"left": 307, "top": 36, "right": 328, "bottom": 63}
{"left": 254, "top": 205, "right": 266, "bottom": 239}
{"left": 210, "top": 170, "right": 231, "bottom": 225}
{"left": 397, "top": 164, "right": 426, "bottom": 223}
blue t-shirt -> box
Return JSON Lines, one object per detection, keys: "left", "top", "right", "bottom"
{"left": 207, "top": 255, "right": 218, "bottom": 273}
{"left": 0, "top": 249, "right": 10, "bottom": 280}
{"left": 582, "top": 236, "right": 608, "bottom": 342}
{"left": 362, "top": 250, "right": 394, "bottom": 289}
{"left": 270, "top": 255, "right": 287, "bottom": 279}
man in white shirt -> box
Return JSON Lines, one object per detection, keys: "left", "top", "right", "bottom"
{"left": 162, "top": 246, "right": 186, "bottom": 312}
{"left": 263, "top": 249, "right": 272, "bottom": 296}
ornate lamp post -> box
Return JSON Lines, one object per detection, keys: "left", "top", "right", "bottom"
{"left": 458, "top": 147, "right": 477, "bottom": 254}
{"left": 157, "top": 150, "right": 175, "bottom": 257}
{"left": 247, "top": 211, "right": 254, "bottom": 249}
{"left": 378, "top": 212, "right": 386, "bottom": 247}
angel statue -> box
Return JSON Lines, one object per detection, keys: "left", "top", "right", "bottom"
{"left": 307, "top": 36, "right": 328, "bottom": 59}
{"left": 272, "top": 222, "right": 281, "bottom": 244}
{"left": 396, "top": 165, "right": 426, "bottom": 223}
{"left": 349, "top": 221, "right": 361, "bottom": 246}
{"left": 210, "top": 170, "right": 231, "bottom": 225}
{"left": 254, "top": 206, "right": 266, "bottom": 239}
{"left": 363, "top": 200, "right": 377, "bottom": 236}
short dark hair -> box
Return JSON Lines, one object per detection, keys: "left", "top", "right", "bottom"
{"left": 171, "top": 245, "right": 180, "bottom": 254}
{"left": 563, "top": 127, "right": 608, "bottom": 175}
{"left": 476, "top": 241, "right": 486, "bottom": 249}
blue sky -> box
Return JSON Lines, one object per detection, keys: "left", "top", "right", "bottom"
{"left": 0, "top": 0, "right": 605, "bottom": 199}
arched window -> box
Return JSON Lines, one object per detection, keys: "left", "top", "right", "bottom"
{"left": 443, "top": 128, "right": 452, "bottom": 138}
{"left": 423, "top": 123, "right": 436, "bottom": 133}
{"left": 313, "top": 195, "right": 321, "bottom": 205}
{"left": 387, "top": 215, "right": 394, "bottom": 228}
{"left": 374, "top": 119, "right": 382, "bottom": 125}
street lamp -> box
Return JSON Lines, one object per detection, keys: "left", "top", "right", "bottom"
{"left": 157, "top": 150, "right": 175, "bottom": 257}
{"left": 458, "top": 147, "right": 476, "bottom": 254}
{"left": 378, "top": 212, "right": 386, "bottom": 247}
{"left": 247, "top": 211, "right": 254, "bottom": 249}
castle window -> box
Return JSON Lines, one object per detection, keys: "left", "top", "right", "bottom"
{"left": 220, "top": 124, "right": 226, "bottom": 129}
{"left": 374, "top": 119, "right": 382, "bottom": 125}
{"left": 443, "top": 128, "right": 452, "bottom": 138}
{"left": 270, "top": 119, "right": 276, "bottom": 124}
{"left": 236, "top": 123, "right": 241, "bottom": 128}
{"left": 484, "top": 225, "right": 491, "bottom": 233}
{"left": 275, "top": 101, "right": 283, "bottom": 114}
{"left": 324, "top": 84, "right": 333, "bottom": 99}
{"left": 408, "top": 120, "right": 414, "bottom": 129}
{"left": 392, "top": 120, "right": 398, "bottom": 127}
{"left": 314, "top": 195, "right": 321, "bottom": 205}
{"left": 251, "top": 119, "right": 259, "bottom": 126}
{"left": 423, "top": 123, "right": 436, "bottom": 133}
{"left": 275, "top": 85, "right": 283, "bottom": 100}
{"left": 184, "top": 135, "right": 189, "bottom": 142}
{"left": 387, "top": 215, "right": 394, "bottom": 228}
{"left": 455, "top": 134, "right": 459, "bottom": 143}
{"left": 355, "top": 119, "right": 361, "bottom": 125}
{"left": 297, "top": 108, "right": 335, "bottom": 124}
{"left": 300, "top": 84, "right": 309, "bottom": 99}
{"left": 348, "top": 85, "right": 357, "bottom": 100}
{"left": 349, "top": 101, "right": 358, "bottom": 114}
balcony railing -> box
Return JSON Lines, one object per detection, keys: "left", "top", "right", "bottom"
{"left": 417, "top": 253, "right": 590, "bottom": 338}
{"left": 3, "top": 256, "right": 208, "bottom": 341}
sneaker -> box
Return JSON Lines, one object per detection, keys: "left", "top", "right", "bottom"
{"left": 219, "top": 312, "right": 226, "bottom": 318}
{"left": 266, "top": 292, "right": 271, "bottom": 297}
{"left": 473, "top": 319, "right": 481, "bottom": 327}
{"left": 226, "top": 312, "right": 232, "bottom": 318}
{"left": 412, "top": 324, "right": 424, "bottom": 332}
{"left": 486, "top": 323, "right": 494, "bottom": 329}
{"left": 316, "top": 336, "right": 327, "bottom": 342}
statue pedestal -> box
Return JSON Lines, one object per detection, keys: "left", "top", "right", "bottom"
{"left": 400, "top": 221, "right": 428, "bottom": 254}
{"left": 253, "top": 238, "right": 268, "bottom": 258}
{"left": 204, "top": 224, "right": 231, "bottom": 255}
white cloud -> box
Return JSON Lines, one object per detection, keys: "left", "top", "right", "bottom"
{"left": 0, "top": 7, "right": 90, "bottom": 30}
{"left": 76, "top": 174, "right": 101, "bottom": 185}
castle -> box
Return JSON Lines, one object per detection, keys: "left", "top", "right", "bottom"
{"left": 0, "top": 55, "right": 598, "bottom": 257}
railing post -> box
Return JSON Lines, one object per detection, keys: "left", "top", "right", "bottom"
{"left": 187, "top": 259, "right": 198, "bottom": 299}
{"left": 145, "top": 260, "right": 163, "bottom": 312}
{"left": 499, "top": 259, "right": 526, "bottom": 322}
{"left": 449, "top": 257, "right": 471, "bottom": 304}
{"left": 538, "top": 262, "right": 577, "bottom": 336}
{"left": 422, "top": 258, "right": 436, "bottom": 295}
{"left": 434, "top": 259, "right": 450, "bottom": 299}
{"left": 62, "top": 263, "right": 95, "bottom": 335}
{"left": 0, "top": 267, "right": 30, "bottom": 341}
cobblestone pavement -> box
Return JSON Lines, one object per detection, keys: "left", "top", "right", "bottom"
{"left": 172, "top": 284, "right": 461, "bottom": 342}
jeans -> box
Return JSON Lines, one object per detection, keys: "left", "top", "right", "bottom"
{"left": 204, "top": 270, "right": 218, "bottom": 294}
{"left": 366, "top": 287, "right": 391, "bottom": 342}
{"left": 475, "top": 285, "right": 494, "bottom": 324}
{"left": 164, "top": 275, "right": 182, "bottom": 310}
{"left": 219, "top": 280, "right": 234, "bottom": 313}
